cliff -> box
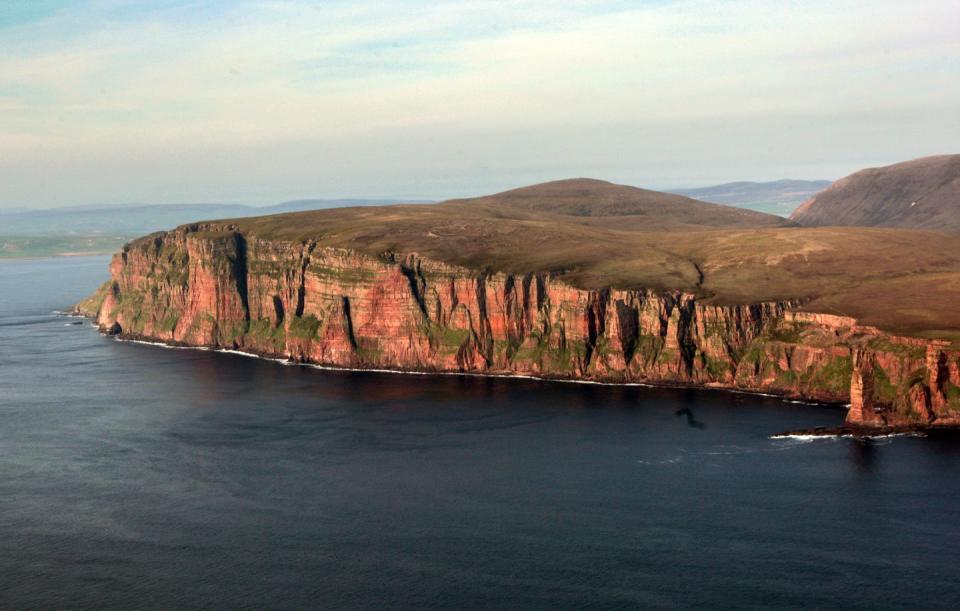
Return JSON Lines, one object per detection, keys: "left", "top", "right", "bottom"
{"left": 81, "top": 224, "right": 960, "bottom": 427}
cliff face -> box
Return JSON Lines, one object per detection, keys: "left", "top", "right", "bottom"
{"left": 83, "top": 224, "right": 960, "bottom": 427}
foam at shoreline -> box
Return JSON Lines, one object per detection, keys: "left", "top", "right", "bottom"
{"left": 100, "top": 329, "right": 841, "bottom": 404}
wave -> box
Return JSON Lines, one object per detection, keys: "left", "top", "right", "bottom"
{"left": 769, "top": 434, "right": 835, "bottom": 442}
{"left": 840, "top": 432, "right": 927, "bottom": 440}
{"left": 637, "top": 456, "right": 684, "bottom": 465}
{"left": 770, "top": 431, "right": 926, "bottom": 442}
{"left": 53, "top": 310, "right": 85, "bottom": 318}
{"left": 115, "top": 337, "right": 211, "bottom": 351}
{"left": 302, "top": 362, "right": 661, "bottom": 388}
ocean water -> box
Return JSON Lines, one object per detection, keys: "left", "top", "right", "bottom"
{"left": 2, "top": 256, "right": 960, "bottom": 609}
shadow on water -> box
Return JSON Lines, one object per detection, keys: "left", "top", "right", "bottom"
{"left": 848, "top": 438, "right": 877, "bottom": 473}
{"left": 675, "top": 407, "right": 707, "bottom": 429}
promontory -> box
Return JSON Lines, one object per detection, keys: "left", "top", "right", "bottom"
{"left": 78, "top": 164, "right": 960, "bottom": 430}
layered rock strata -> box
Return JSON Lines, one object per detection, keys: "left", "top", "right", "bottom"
{"left": 78, "top": 225, "right": 960, "bottom": 427}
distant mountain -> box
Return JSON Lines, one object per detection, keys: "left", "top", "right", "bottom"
{"left": 446, "top": 178, "right": 788, "bottom": 228}
{"left": 0, "top": 199, "right": 425, "bottom": 236}
{"left": 669, "top": 179, "right": 831, "bottom": 217}
{"left": 791, "top": 155, "right": 960, "bottom": 232}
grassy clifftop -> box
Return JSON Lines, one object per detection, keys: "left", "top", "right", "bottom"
{"left": 135, "top": 178, "right": 960, "bottom": 339}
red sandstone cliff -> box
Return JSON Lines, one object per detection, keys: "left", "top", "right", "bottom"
{"left": 79, "top": 224, "right": 960, "bottom": 427}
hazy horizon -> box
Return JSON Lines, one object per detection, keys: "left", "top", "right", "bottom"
{"left": 2, "top": 0, "right": 958, "bottom": 209}
{"left": 0, "top": 176, "right": 836, "bottom": 212}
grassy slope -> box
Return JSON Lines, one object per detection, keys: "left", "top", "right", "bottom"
{"left": 152, "top": 179, "right": 960, "bottom": 339}
{"left": 791, "top": 154, "right": 960, "bottom": 232}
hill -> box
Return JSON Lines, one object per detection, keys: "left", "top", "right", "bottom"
{"left": 669, "top": 179, "right": 831, "bottom": 216}
{"left": 444, "top": 178, "right": 789, "bottom": 228}
{"left": 222, "top": 179, "right": 958, "bottom": 336}
{"left": 791, "top": 155, "right": 960, "bottom": 231}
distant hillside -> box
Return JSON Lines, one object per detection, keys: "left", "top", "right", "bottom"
{"left": 669, "top": 179, "right": 831, "bottom": 217}
{"left": 445, "top": 178, "right": 790, "bottom": 229}
{"left": 0, "top": 198, "right": 427, "bottom": 258}
{"left": 0, "top": 198, "right": 423, "bottom": 237}
{"left": 791, "top": 155, "right": 960, "bottom": 232}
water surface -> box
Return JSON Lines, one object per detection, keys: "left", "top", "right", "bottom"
{"left": 2, "top": 256, "right": 959, "bottom": 609}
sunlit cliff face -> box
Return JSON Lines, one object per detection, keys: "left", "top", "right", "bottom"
{"left": 84, "top": 225, "right": 960, "bottom": 427}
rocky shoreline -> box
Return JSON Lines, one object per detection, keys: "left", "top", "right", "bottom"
{"left": 773, "top": 424, "right": 960, "bottom": 439}
{"left": 80, "top": 226, "right": 960, "bottom": 430}
{"left": 74, "top": 314, "right": 851, "bottom": 402}
{"left": 72, "top": 306, "right": 960, "bottom": 441}
{"left": 79, "top": 313, "right": 960, "bottom": 440}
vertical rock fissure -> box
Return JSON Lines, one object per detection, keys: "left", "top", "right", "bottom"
{"left": 584, "top": 289, "right": 609, "bottom": 370}
{"left": 295, "top": 241, "right": 316, "bottom": 318}
{"left": 615, "top": 299, "right": 641, "bottom": 364}
{"left": 400, "top": 260, "right": 429, "bottom": 318}
{"left": 475, "top": 275, "right": 493, "bottom": 365}
{"left": 503, "top": 275, "right": 523, "bottom": 356}
{"left": 677, "top": 297, "right": 697, "bottom": 376}
{"left": 521, "top": 274, "right": 533, "bottom": 330}
{"left": 234, "top": 232, "right": 250, "bottom": 321}
{"left": 342, "top": 296, "right": 358, "bottom": 350}
{"left": 272, "top": 296, "right": 285, "bottom": 328}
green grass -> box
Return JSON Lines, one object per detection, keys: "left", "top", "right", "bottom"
{"left": 307, "top": 263, "right": 375, "bottom": 284}
{"left": 288, "top": 314, "right": 321, "bottom": 339}
{"left": 944, "top": 383, "right": 960, "bottom": 411}
{"left": 867, "top": 338, "right": 926, "bottom": 359}
{"left": 766, "top": 323, "right": 804, "bottom": 344}
{"left": 75, "top": 281, "right": 112, "bottom": 316}
{"left": 160, "top": 313, "right": 180, "bottom": 333}
{"left": 244, "top": 318, "right": 286, "bottom": 351}
{"left": 872, "top": 366, "right": 898, "bottom": 404}
{"left": 807, "top": 355, "right": 853, "bottom": 393}
{"left": 703, "top": 353, "right": 732, "bottom": 378}
{"left": 775, "top": 369, "right": 799, "bottom": 387}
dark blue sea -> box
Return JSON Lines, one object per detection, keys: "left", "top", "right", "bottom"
{"left": 2, "top": 256, "right": 960, "bottom": 609}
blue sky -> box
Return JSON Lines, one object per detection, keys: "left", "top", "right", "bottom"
{"left": 0, "top": 0, "right": 957, "bottom": 208}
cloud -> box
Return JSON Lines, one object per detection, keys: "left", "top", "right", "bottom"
{"left": 0, "top": 0, "right": 957, "bottom": 206}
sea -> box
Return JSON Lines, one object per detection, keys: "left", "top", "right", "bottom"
{"left": 2, "top": 256, "right": 959, "bottom": 609}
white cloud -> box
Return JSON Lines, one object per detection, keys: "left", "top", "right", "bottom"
{"left": 0, "top": 0, "right": 957, "bottom": 206}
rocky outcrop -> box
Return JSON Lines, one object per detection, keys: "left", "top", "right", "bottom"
{"left": 84, "top": 224, "right": 960, "bottom": 426}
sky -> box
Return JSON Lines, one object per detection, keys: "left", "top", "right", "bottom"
{"left": 0, "top": 0, "right": 958, "bottom": 209}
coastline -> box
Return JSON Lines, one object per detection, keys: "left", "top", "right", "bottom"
{"left": 77, "top": 315, "right": 843, "bottom": 408}
{"left": 116, "top": 330, "right": 960, "bottom": 440}
{"left": 772, "top": 425, "right": 960, "bottom": 440}
{"left": 64, "top": 313, "right": 960, "bottom": 441}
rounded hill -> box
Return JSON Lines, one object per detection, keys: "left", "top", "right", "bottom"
{"left": 791, "top": 155, "right": 960, "bottom": 232}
